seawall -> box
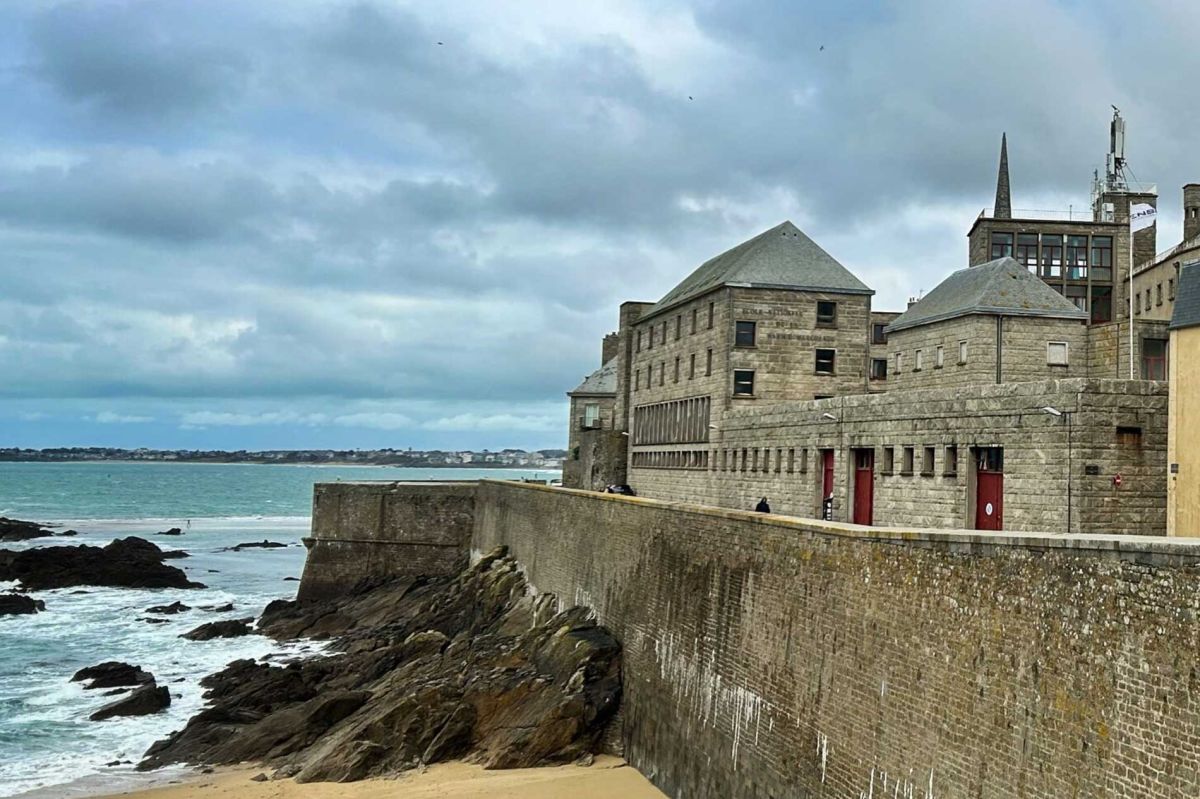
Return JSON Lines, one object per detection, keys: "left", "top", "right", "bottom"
{"left": 298, "top": 480, "right": 475, "bottom": 601}
{"left": 300, "top": 479, "right": 1200, "bottom": 798}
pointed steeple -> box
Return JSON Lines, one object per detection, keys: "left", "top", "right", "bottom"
{"left": 994, "top": 133, "right": 1012, "bottom": 219}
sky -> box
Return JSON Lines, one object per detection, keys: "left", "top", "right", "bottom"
{"left": 2, "top": 0, "right": 1199, "bottom": 452}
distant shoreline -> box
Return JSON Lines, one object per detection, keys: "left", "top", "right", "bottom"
{"left": 0, "top": 459, "right": 561, "bottom": 469}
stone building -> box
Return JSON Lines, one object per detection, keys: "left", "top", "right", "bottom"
{"left": 885, "top": 257, "right": 1088, "bottom": 390}
{"left": 562, "top": 338, "right": 626, "bottom": 491}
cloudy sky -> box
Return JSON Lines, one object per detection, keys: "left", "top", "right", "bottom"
{"left": 2, "top": 1, "right": 1198, "bottom": 451}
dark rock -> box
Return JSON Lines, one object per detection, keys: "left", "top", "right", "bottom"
{"left": 160, "top": 550, "right": 190, "bottom": 560}
{"left": 0, "top": 592, "right": 45, "bottom": 615}
{"left": 156, "top": 528, "right": 184, "bottom": 536}
{"left": 199, "top": 603, "right": 234, "bottom": 613}
{"left": 91, "top": 683, "right": 170, "bottom": 721}
{"left": 59, "top": 530, "right": 79, "bottom": 537}
{"left": 251, "top": 773, "right": 269, "bottom": 782}
{"left": 147, "top": 601, "right": 191, "bottom": 615}
{"left": 139, "top": 550, "right": 621, "bottom": 781}
{"left": 0, "top": 537, "right": 204, "bottom": 590}
{"left": 143, "top": 618, "right": 169, "bottom": 624}
{"left": 102, "top": 688, "right": 131, "bottom": 696}
{"left": 0, "top": 517, "right": 54, "bottom": 542}
{"left": 283, "top": 577, "right": 299, "bottom": 582}
{"left": 231, "top": 540, "right": 289, "bottom": 551}
{"left": 72, "top": 662, "right": 155, "bottom": 689}
{"left": 181, "top": 618, "right": 255, "bottom": 641}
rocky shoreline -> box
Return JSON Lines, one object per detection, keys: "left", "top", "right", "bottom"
{"left": 139, "top": 546, "right": 621, "bottom": 782}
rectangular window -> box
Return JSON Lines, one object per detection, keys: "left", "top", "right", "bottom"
{"left": 1041, "top": 234, "right": 1063, "bottom": 278}
{"left": 648, "top": 326, "right": 654, "bottom": 349}
{"left": 914, "top": 349, "right": 923, "bottom": 371}
{"left": 958, "top": 340, "right": 968, "bottom": 364}
{"left": 752, "top": 448, "right": 759, "bottom": 472}
{"left": 1143, "top": 339, "right": 1168, "bottom": 380}
{"left": 675, "top": 315, "right": 681, "bottom": 339}
{"left": 733, "top": 369, "right": 755, "bottom": 396}
{"left": 1170, "top": 278, "right": 1176, "bottom": 300}
{"left": 990, "top": 231, "right": 1013, "bottom": 259}
{"left": 1117, "top": 426, "right": 1143, "bottom": 448}
{"left": 707, "top": 302, "right": 714, "bottom": 329}
{"left": 945, "top": 445, "right": 958, "bottom": 476}
{"left": 815, "top": 348, "right": 836, "bottom": 374}
{"left": 1157, "top": 283, "right": 1164, "bottom": 306}
{"left": 922, "top": 446, "right": 935, "bottom": 476}
{"left": 1145, "top": 291, "right": 1152, "bottom": 312}
{"left": 705, "top": 348, "right": 713, "bottom": 376}
{"left": 661, "top": 321, "right": 668, "bottom": 344}
{"left": 1047, "top": 341, "right": 1069, "bottom": 366}
{"left": 935, "top": 345, "right": 944, "bottom": 368}
{"left": 1091, "top": 236, "right": 1113, "bottom": 281}
{"left": 902, "top": 447, "right": 914, "bottom": 475}
{"left": 1065, "top": 284, "right": 1087, "bottom": 313}
{"left": 787, "top": 448, "right": 795, "bottom": 473}
{"left": 896, "top": 352, "right": 904, "bottom": 373}
{"left": 870, "top": 358, "right": 888, "bottom": 380}
{"left": 882, "top": 447, "right": 895, "bottom": 474}
{"left": 636, "top": 330, "right": 642, "bottom": 352}
{"left": 735, "top": 320, "right": 757, "bottom": 347}
{"left": 1016, "top": 233, "right": 1039, "bottom": 272}
{"left": 646, "top": 366, "right": 652, "bottom": 387}
{"left": 1092, "top": 286, "right": 1112, "bottom": 324}
{"left": 1135, "top": 292, "right": 1142, "bottom": 315}
{"left": 872, "top": 323, "right": 888, "bottom": 344}
{"left": 691, "top": 308, "right": 698, "bottom": 334}
{"left": 799, "top": 448, "right": 808, "bottom": 473}
{"left": 673, "top": 356, "right": 680, "bottom": 382}
{"left": 634, "top": 370, "right": 640, "bottom": 391}
{"left": 816, "top": 301, "right": 837, "bottom": 327}
{"left": 1066, "top": 235, "right": 1088, "bottom": 280}
{"left": 658, "top": 362, "right": 665, "bottom": 386}
{"left": 689, "top": 353, "right": 696, "bottom": 379}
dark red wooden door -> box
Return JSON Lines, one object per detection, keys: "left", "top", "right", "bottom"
{"left": 975, "top": 448, "right": 1004, "bottom": 530}
{"left": 853, "top": 449, "right": 874, "bottom": 525}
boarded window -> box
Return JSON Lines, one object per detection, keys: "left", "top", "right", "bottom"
{"left": 945, "top": 445, "right": 958, "bottom": 476}
{"left": 958, "top": 341, "right": 968, "bottom": 364}
{"left": 914, "top": 350, "right": 923, "bottom": 371}
{"left": 882, "top": 447, "right": 895, "bottom": 474}
{"left": 1047, "top": 341, "right": 1069, "bottom": 366}
{"left": 1117, "top": 426, "right": 1142, "bottom": 448}
{"left": 935, "top": 345, "right": 944, "bottom": 368}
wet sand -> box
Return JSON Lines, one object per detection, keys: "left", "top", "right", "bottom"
{"left": 90, "top": 756, "right": 666, "bottom": 799}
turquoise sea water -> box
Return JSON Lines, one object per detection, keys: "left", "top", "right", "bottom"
{"left": 0, "top": 462, "right": 556, "bottom": 798}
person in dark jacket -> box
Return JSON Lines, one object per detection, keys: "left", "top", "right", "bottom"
{"left": 755, "top": 497, "right": 770, "bottom": 513}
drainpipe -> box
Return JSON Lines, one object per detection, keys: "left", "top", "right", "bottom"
{"left": 995, "top": 316, "right": 1004, "bottom": 384}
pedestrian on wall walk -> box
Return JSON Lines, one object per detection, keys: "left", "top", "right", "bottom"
{"left": 755, "top": 497, "right": 770, "bottom": 513}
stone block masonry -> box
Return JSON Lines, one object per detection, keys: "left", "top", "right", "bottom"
{"left": 298, "top": 481, "right": 475, "bottom": 601}
{"left": 473, "top": 480, "right": 1200, "bottom": 799}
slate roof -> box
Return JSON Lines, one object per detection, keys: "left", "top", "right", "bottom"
{"left": 1169, "top": 262, "right": 1200, "bottom": 331}
{"left": 885, "top": 256, "right": 1088, "bottom": 333}
{"left": 645, "top": 221, "right": 872, "bottom": 319}
{"left": 569, "top": 358, "right": 617, "bottom": 396}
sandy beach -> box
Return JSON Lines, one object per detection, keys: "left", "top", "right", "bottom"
{"left": 90, "top": 757, "right": 666, "bottom": 799}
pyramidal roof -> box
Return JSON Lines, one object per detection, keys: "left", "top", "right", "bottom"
{"left": 568, "top": 358, "right": 617, "bottom": 396}
{"left": 886, "top": 256, "right": 1087, "bottom": 333}
{"left": 646, "top": 221, "right": 872, "bottom": 319}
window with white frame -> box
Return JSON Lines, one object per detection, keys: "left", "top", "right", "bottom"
{"left": 1047, "top": 341, "right": 1069, "bottom": 366}
{"left": 935, "top": 345, "right": 944, "bottom": 368}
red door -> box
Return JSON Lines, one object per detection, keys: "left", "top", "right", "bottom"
{"left": 975, "top": 448, "right": 1004, "bottom": 530}
{"left": 821, "top": 450, "right": 835, "bottom": 520}
{"left": 853, "top": 449, "right": 874, "bottom": 525}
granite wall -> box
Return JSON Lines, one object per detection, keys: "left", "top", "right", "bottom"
{"left": 473, "top": 480, "right": 1200, "bottom": 799}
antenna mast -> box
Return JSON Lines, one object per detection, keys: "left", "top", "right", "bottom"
{"left": 1106, "top": 106, "right": 1127, "bottom": 191}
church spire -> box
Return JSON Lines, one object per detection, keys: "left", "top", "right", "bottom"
{"left": 994, "top": 133, "right": 1012, "bottom": 219}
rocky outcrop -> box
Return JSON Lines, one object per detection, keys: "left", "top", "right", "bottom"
{"left": 72, "top": 661, "right": 154, "bottom": 689}
{"left": 231, "top": 540, "right": 289, "bottom": 551}
{"left": 91, "top": 683, "right": 171, "bottom": 721}
{"left": 181, "top": 618, "right": 255, "bottom": 641}
{"left": 0, "top": 537, "right": 204, "bottom": 590}
{"left": 0, "top": 592, "right": 45, "bottom": 615}
{"left": 139, "top": 548, "right": 621, "bottom": 782}
{"left": 0, "top": 517, "right": 54, "bottom": 542}
{"left": 146, "top": 601, "right": 191, "bottom": 615}
{"left": 156, "top": 528, "right": 184, "bottom": 536}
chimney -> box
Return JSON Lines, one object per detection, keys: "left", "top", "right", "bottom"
{"left": 993, "top": 133, "right": 1012, "bottom": 220}
{"left": 601, "top": 332, "right": 619, "bottom": 365}
{"left": 1185, "top": 184, "right": 1200, "bottom": 242}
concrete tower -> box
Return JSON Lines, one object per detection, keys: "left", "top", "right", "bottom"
{"left": 994, "top": 133, "right": 1012, "bottom": 219}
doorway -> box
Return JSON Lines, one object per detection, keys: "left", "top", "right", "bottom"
{"left": 974, "top": 447, "right": 1004, "bottom": 530}
{"left": 852, "top": 448, "right": 874, "bottom": 525}
{"left": 819, "top": 449, "right": 835, "bottom": 520}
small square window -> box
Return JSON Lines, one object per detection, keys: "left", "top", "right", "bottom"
{"left": 872, "top": 323, "right": 888, "bottom": 344}
{"left": 816, "top": 301, "right": 838, "bottom": 327}
{"left": 1047, "top": 341, "right": 1069, "bottom": 366}
{"left": 733, "top": 369, "right": 755, "bottom": 396}
{"left": 735, "top": 320, "right": 757, "bottom": 347}
{"left": 870, "top": 358, "right": 888, "bottom": 380}
{"left": 815, "top": 348, "right": 836, "bottom": 375}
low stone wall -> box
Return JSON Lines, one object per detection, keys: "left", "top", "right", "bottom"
{"left": 473, "top": 479, "right": 1200, "bottom": 799}
{"left": 298, "top": 481, "right": 475, "bottom": 601}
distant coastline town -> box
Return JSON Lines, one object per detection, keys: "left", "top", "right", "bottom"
{"left": 0, "top": 447, "right": 567, "bottom": 469}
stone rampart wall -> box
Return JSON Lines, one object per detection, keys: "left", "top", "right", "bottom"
{"left": 473, "top": 480, "right": 1200, "bottom": 799}
{"left": 298, "top": 481, "right": 475, "bottom": 601}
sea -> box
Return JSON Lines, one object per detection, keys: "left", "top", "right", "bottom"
{"left": 0, "top": 461, "right": 557, "bottom": 798}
